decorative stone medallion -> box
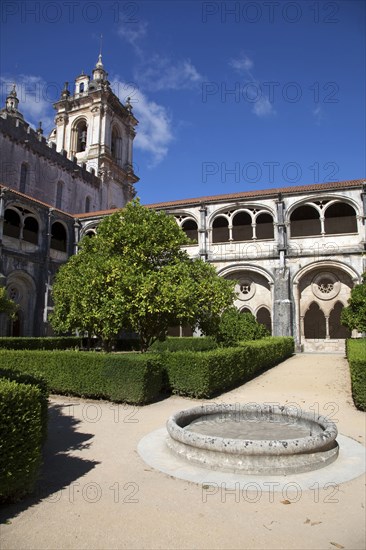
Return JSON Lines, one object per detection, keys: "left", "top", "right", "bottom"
{"left": 236, "top": 278, "right": 256, "bottom": 301}
{"left": 311, "top": 272, "right": 340, "bottom": 301}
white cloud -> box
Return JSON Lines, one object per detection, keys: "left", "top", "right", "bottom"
{"left": 229, "top": 54, "right": 276, "bottom": 118}
{"left": 117, "top": 21, "right": 148, "bottom": 55}
{"left": 252, "top": 96, "right": 275, "bottom": 117}
{"left": 112, "top": 78, "right": 173, "bottom": 167}
{"left": 229, "top": 55, "right": 254, "bottom": 73}
{"left": 134, "top": 55, "right": 203, "bottom": 92}
{"left": 0, "top": 75, "right": 55, "bottom": 133}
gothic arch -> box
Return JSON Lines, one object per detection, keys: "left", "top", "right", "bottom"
{"left": 294, "top": 261, "right": 358, "bottom": 351}
{"left": 6, "top": 271, "right": 37, "bottom": 336}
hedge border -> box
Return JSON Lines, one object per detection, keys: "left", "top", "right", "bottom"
{"left": 346, "top": 338, "right": 366, "bottom": 411}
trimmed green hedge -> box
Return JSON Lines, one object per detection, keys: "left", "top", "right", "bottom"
{"left": 0, "top": 369, "right": 49, "bottom": 443}
{"left": 150, "top": 337, "right": 218, "bottom": 353}
{"left": 0, "top": 376, "right": 46, "bottom": 502}
{"left": 0, "top": 337, "right": 82, "bottom": 350}
{"left": 160, "top": 337, "right": 294, "bottom": 398}
{"left": 0, "top": 350, "right": 162, "bottom": 405}
{"left": 346, "top": 339, "right": 366, "bottom": 411}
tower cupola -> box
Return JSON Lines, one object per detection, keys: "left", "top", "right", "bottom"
{"left": 92, "top": 54, "right": 107, "bottom": 82}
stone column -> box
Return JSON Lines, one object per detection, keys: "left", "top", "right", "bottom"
{"left": 198, "top": 203, "right": 207, "bottom": 260}
{"left": 272, "top": 267, "right": 293, "bottom": 338}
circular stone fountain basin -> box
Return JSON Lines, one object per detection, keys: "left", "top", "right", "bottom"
{"left": 166, "top": 403, "right": 339, "bottom": 475}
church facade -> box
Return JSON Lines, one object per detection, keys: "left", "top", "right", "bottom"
{"left": 0, "top": 58, "right": 365, "bottom": 352}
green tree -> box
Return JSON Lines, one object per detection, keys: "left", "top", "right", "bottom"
{"left": 51, "top": 200, "right": 235, "bottom": 351}
{"left": 0, "top": 287, "right": 17, "bottom": 318}
{"left": 341, "top": 274, "right": 366, "bottom": 333}
{"left": 206, "top": 306, "right": 270, "bottom": 347}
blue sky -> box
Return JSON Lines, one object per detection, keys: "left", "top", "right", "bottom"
{"left": 1, "top": 0, "right": 365, "bottom": 204}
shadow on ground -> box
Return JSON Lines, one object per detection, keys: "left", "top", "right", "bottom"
{"left": 0, "top": 402, "right": 100, "bottom": 524}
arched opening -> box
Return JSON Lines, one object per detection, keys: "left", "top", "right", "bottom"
{"left": 111, "top": 127, "right": 119, "bottom": 159}
{"left": 182, "top": 219, "right": 198, "bottom": 242}
{"left": 19, "top": 163, "right": 28, "bottom": 194}
{"left": 23, "top": 216, "right": 39, "bottom": 244}
{"left": 304, "top": 303, "right": 326, "bottom": 339}
{"left": 324, "top": 202, "right": 357, "bottom": 235}
{"left": 9, "top": 309, "right": 23, "bottom": 337}
{"left": 256, "top": 213, "right": 274, "bottom": 240}
{"left": 329, "top": 301, "right": 351, "bottom": 339}
{"left": 85, "top": 196, "right": 91, "bottom": 213}
{"left": 240, "top": 307, "right": 252, "bottom": 314}
{"left": 75, "top": 120, "right": 88, "bottom": 153}
{"left": 290, "top": 205, "right": 320, "bottom": 237}
{"left": 212, "top": 216, "right": 229, "bottom": 243}
{"left": 256, "top": 307, "right": 272, "bottom": 334}
{"left": 79, "top": 82, "right": 84, "bottom": 93}
{"left": 3, "top": 209, "right": 21, "bottom": 238}
{"left": 56, "top": 181, "right": 64, "bottom": 209}
{"left": 232, "top": 212, "right": 252, "bottom": 241}
{"left": 51, "top": 222, "right": 67, "bottom": 252}
{"left": 84, "top": 230, "right": 96, "bottom": 238}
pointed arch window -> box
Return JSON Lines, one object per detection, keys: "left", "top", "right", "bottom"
{"left": 256, "top": 307, "right": 272, "bottom": 334}
{"left": 304, "top": 303, "right": 326, "bottom": 339}
{"left": 85, "top": 196, "right": 91, "bottom": 213}
{"left": 111, "top": 127, "right": 120, "bottom": 160}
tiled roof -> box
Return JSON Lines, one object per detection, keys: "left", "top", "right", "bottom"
{"left": 2, "top": 179, "right": 365, "bottom": 220}
{"left": 0, "top": 184, "right": 73, "bottom": 217}
{"left": 145, "top": 179, "right": 366, "bottom": 209}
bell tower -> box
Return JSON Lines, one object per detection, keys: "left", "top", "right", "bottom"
{"left": 50, "top": 54, "right": 139, "bottom": 208}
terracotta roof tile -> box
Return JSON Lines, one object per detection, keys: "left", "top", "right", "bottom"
{"left": 144, "top": 179, "right": 366, "bottom": 209}
{"left": 0, "top": 184, "right": 73, "bottom": 217}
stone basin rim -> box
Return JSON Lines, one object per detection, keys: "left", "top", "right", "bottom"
{"left": 166, "top": 403, "right": 338, "bottom": 456}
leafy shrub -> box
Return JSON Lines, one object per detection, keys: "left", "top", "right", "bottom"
{"left": 0, "top": 350, "right": 162, "bottom": 405}
{"left": 150, "top": 336, "right": 218, "bottom": 353}
{"left": 207, "top": 308, "right": 270, "bottom": 347}
{"left": 0, "top": 379, "right": 44, "bottom": 502}
{"left": 346, "top": 339, "right": 366, "bottom": 411}
{"left": 0, "top": 369, "right": 48, "bottom": 443}
{"left": 161, "top": 337, "right": 294, "bottom": 398}
{"left": 0, "top": 337, "right": 81, "bottom": 350}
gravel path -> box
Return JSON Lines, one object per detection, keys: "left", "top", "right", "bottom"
{"left": 1, "top": 353, "right": 365, "bottom": 550}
